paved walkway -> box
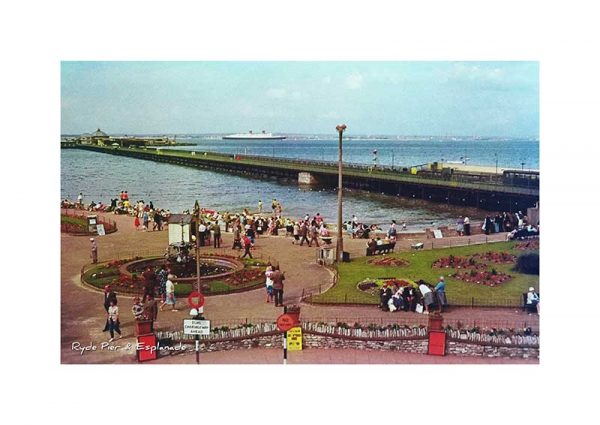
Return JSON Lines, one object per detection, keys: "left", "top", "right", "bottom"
{"left": 61, "top": 209, "right": 538, "bottom": 364}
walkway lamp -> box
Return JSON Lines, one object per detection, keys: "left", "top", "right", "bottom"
{"left": 336, "top": 124, "right": 347, "bottom": 262}
{"left": 194, "top": 200, "right": 201, "bottom": 293}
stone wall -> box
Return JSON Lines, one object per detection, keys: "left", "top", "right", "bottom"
{"left": 446, "top": 340, "right": 539, "bottom": 359}
{"left": 303, "top": 334, "right": 429, "bottom": 353}
{"left": 159, "top": 324, "right": 538, "bottom": 359}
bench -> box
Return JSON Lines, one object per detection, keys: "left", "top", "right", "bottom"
{"left": 366, "top": 243, "right": 396, "bottom": 256}
{"left": 411, "top": 242, "right": 424, "bottom": 250}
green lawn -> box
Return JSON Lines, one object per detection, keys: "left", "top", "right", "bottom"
{"left": 61, "top": 215, "right": 88, "bottom": 228}
{"left": 310, "top": 241, "right": 539, "bottom": 306}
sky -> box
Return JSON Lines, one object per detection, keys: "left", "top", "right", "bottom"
{"left": 61, "top": 61, "right": 538, "bottom": 137}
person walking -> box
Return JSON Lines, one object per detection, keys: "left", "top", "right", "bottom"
{"left": 299, "top": 221, "right": 310, "bottom": 246}
{"left": 456, "top": 216, "right": 464, "bottom": 236}
{"left": 258, "top": 199, "right": 263, "bottom": 213}
{"left": 241, "top": 234, "right": 253, "bottom": 259}
{"left": 212, "top": 221, "right": 221, "bottom": 248}
{"left": 142, "top": 266, "right": 157, "bottom": 302}
{"left": 144, "top": 294, "right": 159, "bottom": 329}
{"left": 308, "top": 222, "right": 319, "bottom": 247}
{"left": 77, "top": 192, "right": 83, "bottom": 208}
{"left": 157, "top": 265, "right": 168, "bottom": 302}
{"left": 463, "top": 216, "right": 471, "bottom": 236}
{"left": 264, "top": 264, "right": 274, "bottom": 303}
{"left": 107, "top": 300, "right": 122, "bottom": 342}
{"left": 160, "top": 274, "right": 178, "bottom": 311}
{"left": 434, "top": 276, "right": 447, "bottom": 313}
{"left": 142, "top": 211, "right": 149, "bottom": 231}
{"left": 271, "top": 265, "right": 285, "bottom": 307}
{"left": 102, "top": 285, "right": 118, "bottom": 332}
{"left": 292, "top": 222, "right": 300, "bottom": 244}
{"left": 198, "top": 221, "right": 207, "bottom": 246}
{"left": 232, "top": 224, "right": 242, "bottom": 250}
{"left": 90, "top": 238, "right": 98, "bottom": 264}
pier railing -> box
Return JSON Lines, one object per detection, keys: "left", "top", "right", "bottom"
{"left": 157, "top": 147, "right": 538, "bottom": 190}
{"left": 75, "top": 145, "right": 539, "bottom": 195}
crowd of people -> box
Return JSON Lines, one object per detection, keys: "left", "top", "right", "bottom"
{"left": 62, "top": 190, "right": 171, "bottom": 232}
{"left": 379, "top": 277, "right": 447, "bottom": 314}
{"left": 455, "top": 211, "right": 538, "bottom": 238}
{"left": 99, "top": 265, "right": 179, "bottom": 342}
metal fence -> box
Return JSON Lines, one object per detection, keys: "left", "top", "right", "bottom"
{"left": 61, "top": 208, "right": 118, "bottom": 234}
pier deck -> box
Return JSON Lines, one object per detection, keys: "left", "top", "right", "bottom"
{"left": 63, "top": 144, "right": 539, "bottom": 211}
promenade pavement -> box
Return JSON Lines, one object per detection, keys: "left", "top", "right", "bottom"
{"left": 61, "top": 209, "right": 538, "bottom": 364}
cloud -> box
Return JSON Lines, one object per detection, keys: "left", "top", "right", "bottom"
{"left": 266, "top": 88, "right": 287, "bottom": 98}
{"left": 345, "top": 72, "right": 364, "bottom": 89}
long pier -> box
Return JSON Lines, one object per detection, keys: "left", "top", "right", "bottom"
{"left": 63, "top": 144, "right": 539, "bottom": 212}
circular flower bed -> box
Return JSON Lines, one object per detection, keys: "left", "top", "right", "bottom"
{"left": 432, "top": 255, "right": 486, "bottom": 270}
{"left": 367, "top": 257, "right": 410, "bottom": 267}
{"left": 83, "top": 255, "right": 267, "bottom": 295}
{"left": 471, "top": 251, "right": 517, "bottom": 264}
{"left": 452, "top": 270, "right": 512, "bottom": 287}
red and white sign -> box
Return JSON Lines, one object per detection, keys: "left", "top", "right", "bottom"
{"left": 187, "top": 291, "right": 205, "bottom": 309}
{"left": 276, "top": 314, "right": 296, "bottom": 332}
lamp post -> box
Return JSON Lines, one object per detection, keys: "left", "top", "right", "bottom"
{"left": 495, "top": 153, "right": 498, "bottom": 175}
{"left": 194, "top": 200, "right": 201, "bottom": 293}
{"left": 336, "top": 124, "right": 347, "bottom": 262}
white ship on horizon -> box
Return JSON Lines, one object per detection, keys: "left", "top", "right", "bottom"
{"left": 222, "top": 130, "right": 286, "bottom": 140}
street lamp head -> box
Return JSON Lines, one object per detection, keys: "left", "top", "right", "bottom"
{"left": 336, "top": 124, "right": 347, "bottom": 133}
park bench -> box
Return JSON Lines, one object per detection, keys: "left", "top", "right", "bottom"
{"left": 411, "top": 242, "right": 424, "bottom": 250}
{"left": 366, "top": 242, "right": 396, "bottom": 256}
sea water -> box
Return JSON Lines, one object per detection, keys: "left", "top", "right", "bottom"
{"left": 60, "top": 135, "right": 538, "bottom": 229}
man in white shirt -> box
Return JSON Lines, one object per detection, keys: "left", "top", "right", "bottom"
{"left": 198, "top": 221, "right": 207, "bottom": 246}
{"left": 418, "top": 282, "right": 434, "bottom": 314}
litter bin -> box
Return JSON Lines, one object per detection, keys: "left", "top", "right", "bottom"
{"left": 134, "top": 319, "right": 154, "bottom": 336}
{"left": 428, "top": 313, "right": 444, "bottom": 331}
{"left": 342, "top": 251, "right": 351, "bottom": 262}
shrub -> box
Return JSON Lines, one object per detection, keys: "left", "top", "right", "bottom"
{"left": 514, "top": 252, "right": 539, "bottom": 275}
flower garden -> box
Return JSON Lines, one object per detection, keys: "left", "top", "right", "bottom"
{"left": 82, "top": 254, "right": 268, "bottom": 296}
{"left": 308, "top": 241, "right": 539, "bottom": 306}
{"left": 367, "top": 257, "right": 410, "bottom": 267}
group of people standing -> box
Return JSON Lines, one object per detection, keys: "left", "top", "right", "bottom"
{"left": 379, "top": 277, "right": 447, "bottom": 314}
{"left": 291, "top": 214, "right": 330, "bottom": 248}
{"left": 455, "top": 211, "right": 531, "bottom": 236}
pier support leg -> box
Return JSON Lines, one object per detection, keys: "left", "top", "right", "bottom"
{"left": 298, "top": 172, "right": 319, "bottom": 185}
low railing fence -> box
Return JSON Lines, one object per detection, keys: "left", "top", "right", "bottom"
{"left": 61, "top": 208, "right": 118, "bottom": 235}
{"left": 153, "top": 317, "right": 538, "bottom": 347}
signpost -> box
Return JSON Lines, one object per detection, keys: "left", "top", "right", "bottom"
{"left": 185, "top": 291, "right": 206, "bottom": 364}
{"left": 183, "top": 319, "right": 211, "bottom": 335}
{"left": 286, "top": 327, "right": 302, "bottom": 351}
{"left": 277, "top": 311, "right": 298, "bottom": 364}
{"left": 276, "top": 314, "right": 296, "bottom": 332}
{"left": 187, "top": 291, "right": 205, "bottom": 309}
{"left": 96, "top": 224, "right": 105, "bottom": 236}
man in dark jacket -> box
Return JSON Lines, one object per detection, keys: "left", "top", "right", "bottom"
{"left": 271, "top": 266, "right": 285, "bottom": 307}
